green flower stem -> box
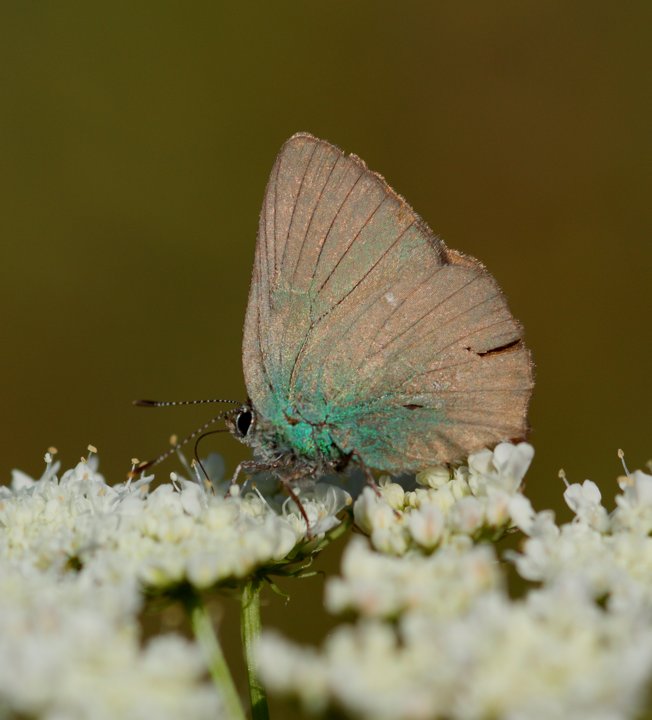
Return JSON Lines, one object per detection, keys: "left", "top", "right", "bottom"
{"left": 241, "top": 578, "right": 269, "bottom": 720}
{"left": 188, "top": 594, "right": 246, "bottom": 720}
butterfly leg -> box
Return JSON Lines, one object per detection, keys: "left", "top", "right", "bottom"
{"left": 347, "top": 450, "right": 401, "bottom": 518}
{"left": 228, "top": 460, "right": 315, "bottom": 536}
{"left": 344, "top": 450, "right": 382, "bottom": 499}
{"left": 227, "top": 459, "right": 281, "bottom": 497}
{"left": 278, "top": 477, "right": 313, "bottom": 538}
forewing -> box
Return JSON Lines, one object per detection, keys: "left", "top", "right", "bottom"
{"left": 243, "top": 133, "right": 365, "bottom": 421}
{"left": 243, "top": 133, "right": 533, "bottom": 471}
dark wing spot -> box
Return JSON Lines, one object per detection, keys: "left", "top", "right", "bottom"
{"left": 465, "top": 339, "right": 522, "bottom": 358}
{"left": 402, "top": 403, "right": 424, "bottom": 410}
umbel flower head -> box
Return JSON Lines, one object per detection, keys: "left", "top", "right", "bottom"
{"left": 0, "top": 447, "right": 352, "bottom": 719}
{"left": 0, "top": 560, "right": 222, "bottom": 720}
{"left": 354, "top": 441, "right": 534, "bottom": 554}
{"left": 258, "top": 444, "right": 652, "bottom": 720}
{"left": 8, "top": 442, "right": 652, "bottom": 720}
{"left": 1, "top": 448, "right": 352, "bottom": 591}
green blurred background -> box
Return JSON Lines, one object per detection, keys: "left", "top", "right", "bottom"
{"left": 1, "top": 1, "right": 650, "bottom": 714}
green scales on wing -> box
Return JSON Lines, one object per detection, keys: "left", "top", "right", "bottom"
{"left": 241, "top": 134, "right": 533, "bottom": 473}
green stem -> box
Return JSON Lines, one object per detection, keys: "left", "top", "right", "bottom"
{"left": 188, "top": 593, "right": 246, "bottom": 720}
{"left": 241, "top": 578, "right": 270, "bottom": 720}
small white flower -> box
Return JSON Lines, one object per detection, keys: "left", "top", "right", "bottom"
{"left": 10, "top": 468, "right": 37, "bottom": 490}
{"left": 378, "top": 478, "right": 406, "bottom": 509}
{"left": 416, "top": 465, "right": 451, "bottom": 490}
{"left": 508, "top": 493, "right": 537, "bottom": 533}
{"left": 417, "top": 483, "right": 458, "bottom": 515}
{"left": 371, "top": 524, "right": 410, "bottom": 556}
{"left": 614, "top": 469, "right": 652, "bottom": 534}
{"left": 564, "top": 480, "right": 610, "bottom": 531}
{"left": 492, "top": 441, "right": 534, "bottom": 485}
{"left": 451, "top": 496, "right": 485, "bottom": 535}
{"left": 406, "top": 502, "right": 444, "bottom": 550}
{"left": 178, "top": 479, "right": 206, "bottom": 516}
{"left": 467, "top": 447, "right": 494, "bottom": 477}
{"left": 485, "top": 489, "right": 511, "bottom": 527}
{"left": 468, "top": 442, "right": 534, "bottom": 496}
{"left": 354, "top": 486, "right": 398, "bottom": 535}
{"left": 285, "top": 483, "right": 352, "bottom": 537}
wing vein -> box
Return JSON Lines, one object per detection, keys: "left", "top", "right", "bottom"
{"left": 375, "top": 289, "right": 503, "bottom": 374}
{"left": 316, "top": 194, "right": 389, "bottom": 294}
{"left": 287, "top": 221, "right": 417, "bottom": 394}
{"left": 373, "top": 273, "right": 481, "bottom": 356}
{"left": 291, "top": 154, "right": 340, "bottom": 286}
{"left": 314, "top": 219, "right": 416, "bottom": 324}
{"left": 280, "top": 141, "right": 319, "bottom": 275}
{"left": 310, "top": 169, "right": 365, "bottom": 288}
{"left": 360, "top": 262, "right": 445, "bottom": 370}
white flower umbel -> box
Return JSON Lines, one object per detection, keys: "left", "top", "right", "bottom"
{"left": 261, "top": 577, "right": 652, "bottom": 720}
{"left": 0, "top": 561, "right": 221, "bottom": 720}
{"left": 258, "top": 448, "right": 652, "bottom": 720}
{"left": 326, "top": 536, "right": 500, "bottom": 619}
{"left": 1, "top": 450, "right": 352, "bottom": 720}
{"left": 1, "top": 454, "right": 352, "bottom": 591}
{"left": 511, "top": 466, "right": 652, "bottom": 611}
{"left": 354, "top": 442, "right": 534, "bottom": 554}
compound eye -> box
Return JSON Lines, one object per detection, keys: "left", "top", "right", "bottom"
{"left": 236, "top": 409, "right": 253, "bottom": 437}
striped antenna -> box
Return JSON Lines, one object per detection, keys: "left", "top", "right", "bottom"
{"left": 134, "top": 398, "right": 241, "bottom": 408}
{"left": 132, "top": 407, "right": 237, "bottom": 475}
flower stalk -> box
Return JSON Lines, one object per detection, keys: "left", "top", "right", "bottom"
{"left": 241, "top": 578, "right": 269, "bottom": 720}
{"left": 188, "top": 592, "right": 246, "bottom": 720}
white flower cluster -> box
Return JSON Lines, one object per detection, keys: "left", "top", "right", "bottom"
{"left": 0, "top": 450, "right": 351, "bottom": 719}
{"left": 511, "top": 467, "right": 652, "bottom": 612}
{"left": 259, "top": 581, "right": 652, "bottom": 720}
{"left": 0, "top": 563, "right": 221, "bottom": 720}
{"left": 258, "top": 444, "right": 652, "bottom": 720}
{"left": 2, "top": 453, "right": 351, "bottom": 589}
{"left": 354, "top": 442, "right": 534, "bottom": 554}
{"left": 326, "top": 537, "right": 500, "bottom": 619}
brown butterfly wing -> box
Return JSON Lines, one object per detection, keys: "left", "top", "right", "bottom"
{"left": 243, "top": 133, "right": 533, "bottom": 472}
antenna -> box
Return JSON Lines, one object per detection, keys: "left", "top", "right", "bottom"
{"left": 134, "top": 398, "right": 240, "bottom": 408}
{"left": 132, "top": 407, "right": 237, "bottom": 475}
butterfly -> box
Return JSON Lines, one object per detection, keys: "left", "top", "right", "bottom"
{"left": 221, "top": 132, "right": 533, "bottom": 485}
